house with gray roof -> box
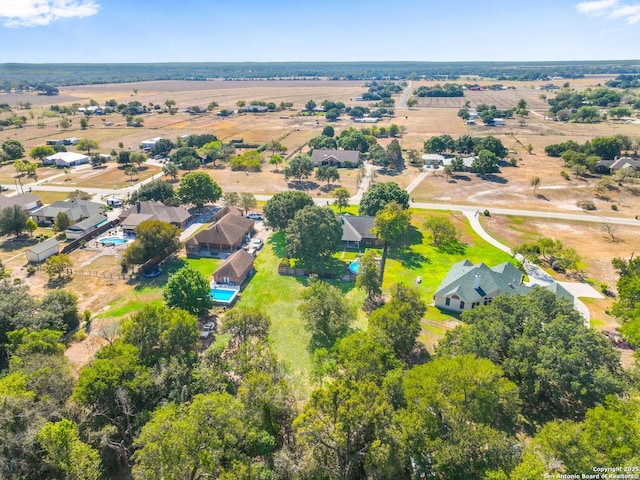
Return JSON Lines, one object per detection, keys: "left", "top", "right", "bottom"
{"left": 31, "top": 197, "right": 104, "bottom": 226}
{"left": 64, "top": 213, "right": 108, "bottom": 240}
{"left": 311, "top": 149, "right": 360, "bottom": 167}
{"left": 118, "top": 201, "right": 192, "bottom": 234}
{"left": 0, "top": 193, "right": 42, "bottom": 211}
{"left": 433, "top": 260, "right": 573, "bottom": 313}
{"left": 596, "top": 156, "right": 640, "bottom": 173}
{"left": 339, "top": 215, "right": 382, "bottom": 248}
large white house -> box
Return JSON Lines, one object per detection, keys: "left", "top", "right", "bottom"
{"left": 140, "top": 137, "right": 164, "bottom": 150}
{"left": 43, "top": 152, "right": 89, "bottom": 167}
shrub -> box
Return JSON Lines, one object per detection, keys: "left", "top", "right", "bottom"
{"left": 561, "top": 170, "right": 570, "bottom": 180}
{"left": 509, "top": 158, "right": 518, "bottom": 167}
{"left": 611, "top": 204, "right": 618, "bottom": 211}
{"left": 26, "top": 265, "right": 36, "bottom": 276}
{"left": 483, "top": 209, "right": 491, "bottom": 217}
{"left": 576, "top": 199, "right": 596, "bottom": 211}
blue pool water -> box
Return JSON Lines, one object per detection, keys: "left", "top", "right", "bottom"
{"left": 210, "top": 288, "right": 238, "bottom": 304}
{"left": 100, "top": 237, "right": 128, "bottom": 245}
{"left": 348, "top": 261, "right": 360, "bottom": 275}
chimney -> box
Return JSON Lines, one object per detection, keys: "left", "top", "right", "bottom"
{"left": 136, "top": 201, "right": 141, "bottom": 214}
{"left": 474, "top": 273, "right": 481, "bottom": 290}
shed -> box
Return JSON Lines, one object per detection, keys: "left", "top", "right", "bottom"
{"left": 26, "top": 238, "right": 60, "bottom": 263}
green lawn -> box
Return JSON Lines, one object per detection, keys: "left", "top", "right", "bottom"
{"left": 383, "top": 209, "right": 517, "bottom": 306}
{"left": 238, "top": 232, "right": 364, "bottom": 396}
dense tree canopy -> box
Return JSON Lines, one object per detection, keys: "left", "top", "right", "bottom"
{"left": 177, "top": 172, "right": 222, "bottom": 209}
{"left": 263, "top": 190, "right": 314, "bottom": 230}
{"left": 359, "top": 181, "right": 409, "bottom": 217}
{"left": 437, "top": 289, "right": 625, "bottom": 423}
{"left": 124, "top": 220, "right": 181, "bottom": 265}
{"left": 284, "top": 154, "right": 314, "bottom": 182}
{"left": 0, "top": 205, "right": 29, "bottom": 237}
{"left": 163, "top": 265, "right": 213, "bottom": 317}
{"left": 285, "top": 205, "right": 342, "bottom": 272}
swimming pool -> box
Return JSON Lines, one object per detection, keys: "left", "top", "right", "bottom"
{"left": 348, "top": 261, "right": 360, "bottom": 275}
{"left": 210, "top": 287, "right": 238, "bottom": 304}
{"left": 99, "top": 237, "right": 129, "bottom": 245}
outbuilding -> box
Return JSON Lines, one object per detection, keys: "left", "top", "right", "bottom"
{"left": 43, "top": 152, "right": 89, "bottom": 167}
{"left": 25, "top": 238, "right": 60, "bottom": 263}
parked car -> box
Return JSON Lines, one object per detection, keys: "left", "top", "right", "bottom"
{"left": 246, "top": 212, "right": 263, "bottom": 220}
{"left": 199, "top": 321, "right": 216, "bottom": 339}
{"left": 0, "top": 185, "right": 8, "bottom": 191}
{"left": 251, "top": 238, "right": 263, "bottom": 250}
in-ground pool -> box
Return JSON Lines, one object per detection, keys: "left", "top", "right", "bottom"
{"left": 99, "top": 237, "right": 129, "bottom": 245}
{"left": 348, "top": 261, "right": 360, "bottom": 275}
{"left": 210, "top": 287, "right": 238, "bottom": 305}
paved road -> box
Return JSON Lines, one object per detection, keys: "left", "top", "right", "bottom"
{"left": 397, "top": 81, "right": 412, "bottom": 109}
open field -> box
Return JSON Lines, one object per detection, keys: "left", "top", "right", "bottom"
{"left": 2, "top": 75, "right": 639, "bottom": 372}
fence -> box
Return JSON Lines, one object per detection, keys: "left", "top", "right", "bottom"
{"left": 60, "top": 219, "right": 120, "bottom": 254}
{"left": 65, "top": 268, "right": 129, "bottom": 280}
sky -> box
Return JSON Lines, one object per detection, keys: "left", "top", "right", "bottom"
{"left": 0, "top": 0, "right": 639, "bottom": 63}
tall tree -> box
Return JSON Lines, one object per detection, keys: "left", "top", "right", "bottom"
{"left": 359, "top": 181, "right": 409, "bottom": 216}
{"left": 263, "top": 191, "right": 314, "bottom": 230}
{"left": 331, "top": 186, "right": 351, "bottom": 213}
{"left": 2, "top": 139, "right": 25, "bottom": 160}
{"left": 220, "top": 308, "right": 271, "bottom": 347}
{"left": 0, "top": 205, "right": 29, "bottom": 237}
{"left": 44, "top": 254, "right": 72, "bottom": 280}
{"left": 163, "top": 265, "right": 213, "bottom": 317}
{"left": 372, "top": 201, "right": 411, "bottom": 246}
{"left": 162, "top": 161, "right": 179, "bottom": 180}
{"left": 37, "top": 419, "right": 103, "bottom": 480}
{"left": 76, "top": 138, "right": 99, "bottom": 155}
{"left": 121, "top": 305, "right": 199, "bottom": 366}
{"left": 177, "top": 172, "right": 222, "bottom": 209}
{"left": 29, "top": 145, "right": 55, "bottom": 164}
{"left": 472, "top": 149, "right": 500, "bottom": 175}
{"left": 299, "top": 279, "right": 355, "bottom": 349}
{"left": 369, "top": 283, "right": 426, "bottom": 357}
{"left": 239, "top": 192, "right": 257, "bottom": 214}
{"left": 423, "top": 215, "right": 459, "bottom": 247}
{"left": 285, "top": 206, "right": 342, "bottom": 272}
{"left": 123, "top": 220, "right": 181, "bottom": 265}
{"left": 356, "top": 249, "right": 382, "bottom": 303}
{"left": 284, "top": 154, "right": 314, "bottom": 182}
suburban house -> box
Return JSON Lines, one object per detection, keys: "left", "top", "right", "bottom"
{"left": 31, "top": 198, "right": 104, "bottom": 226}
{"left": 25, "top": 238, "right": 60, "bottom": 263}
{"left": 339, "top": 215, "right": 383, "bottom": 249}
{"left": 212, "top": 248, "right": 255, "bottom": 286}
{"left": 433, "top": 260, "right": 574, "bottom": 313}
{"left": 140, "top": 137, "right": 163, "bottom": 150}
{"left": 492, "top": 118, "right": 506, "bottom": 126}
{"left": 0, "top": 193, "right": 42, "bottom": 211}
{"left": 43, "top": 152, "right": 89, "bottom": 167}
{"left": 596, "top": 156, "right": 640, "bottom": 174}
{"left": 64, "top": 213, "right": 108, "bottom": 240}
{"left": 185, "top": 210, "right": 254, "bottom": 255}
{"left": 311, "top": 149, "right": 360, "bottom": 167}
{"left": 118, "top": 201, "right": 192, "bottom": 235}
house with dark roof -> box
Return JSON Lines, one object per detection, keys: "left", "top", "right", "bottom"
{"left": 433, "top": 260, "right": 573, "bottom": 313}
{"left": 0, "top": 193, "right": 42, "bottom": 211}
{"left": 339, "top": 215, "right": 382, "bottom": 248}
{"left": 213, "top": 249, "right": 255, "bottom": 286}
{"left": 64, "top": 213, "right": 108, "bottom": 240}
{"left": 118, "top": 201, "right": 192, "bottom": 235}
{"left": 31, "top": 198, "right": 104, "bottom": 226}
{"left": 185, "top": 210, "right": 254, "bottom": 255}
{"left": 311, "top": 149, "right": 360, "bottom": 167}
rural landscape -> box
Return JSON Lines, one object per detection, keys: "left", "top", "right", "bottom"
{"left": 2, "top": 30, "right": 640, "bottom": 480}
